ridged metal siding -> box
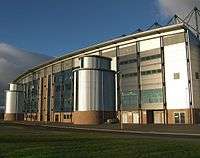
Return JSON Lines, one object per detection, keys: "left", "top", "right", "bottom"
{"left": 74, "top": 56, "right": 116, "bottom": 112}
{"left": 80, "top": 56, "right": 111, "bottom": 69}
{"left": 5, "top": 84, "right": 24, "bottom": 114}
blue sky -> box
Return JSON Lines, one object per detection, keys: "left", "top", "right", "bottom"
{"left": 0, "top": 0, "right": 171, "bottom": 56}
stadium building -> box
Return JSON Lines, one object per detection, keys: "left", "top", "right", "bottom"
{"left": 4, "top": 8, "right": 200, "bottom": 124}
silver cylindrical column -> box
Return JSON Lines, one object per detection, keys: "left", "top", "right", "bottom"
{"left": 73, "top": 55, "right": 116, "bottom": 124}
{"left": 75, "top": 69, "right": 115, "bottom": 111}
{"left": 4, "top": 83, "right": 24, "bottom": 121}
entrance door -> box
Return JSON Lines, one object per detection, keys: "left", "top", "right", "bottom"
{"left": 55, "top": 115, "right": 59, "bottom": 122}
{"left": 147, "top": 110, "right": 154, "bottom": 124}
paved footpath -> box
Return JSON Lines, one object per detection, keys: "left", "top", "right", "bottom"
{"left": 15, "top": 122, "right": 200, "bottom": 139}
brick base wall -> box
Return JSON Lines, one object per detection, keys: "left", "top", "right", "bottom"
{"left": 73, "top": 111, "right": 116, "bottom": 125}
{"left": 120, "top": 108, "right": 200, "bottom": 124}
{"left": 167, "top": 109, "right": 191, "bottom": 124}
{"left": 4, "top": 113, "right": 24, "bottom": 121}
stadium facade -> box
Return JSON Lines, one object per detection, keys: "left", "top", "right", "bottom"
{"left": 4, "top": 22, "right": 200, "bottom": 124}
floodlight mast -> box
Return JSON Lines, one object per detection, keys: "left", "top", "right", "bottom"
{"left": 167, "top": 7, "right": 200, "bottom": 39}
{"left": 194, "top": 7, "right": 199, "bottom": 38}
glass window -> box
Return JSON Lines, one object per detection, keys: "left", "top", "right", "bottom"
{"left": 180, "top": 113, "right": 185, "bottom": 124}
{"left": 63, "top": 70, "right": 73, "bottom": 112}
{"left": 64, "top": 114, "right": 66, "bottom": 119}
{"left": 54, "top": 69, "right": 73, "bottom": 112}
{"left": 119, "top": 58, "right": 137, "bottom": 65}
{"left": 141, "top": 89, "right": 163, "bottom": 104}
{"left": 80, "top": 58, "right": 84, "bottom": 68}
{"left": 54, "top": 72, "right": 62, "bottom": 112}
{"left": 141, "top": 69, "right": 161, "bottom": 76}
{"left": 195, "top": 72, "right": 199, "bottom": 79}
{"left": 174, "top": 113, "right": 179, "bottom": 124}
{"left": 67, "top": 114, "right": 72, "bottom": 119}
{"left": 141, "top": 54, "right": 161, "bottom": 62}
{"left": 121, "top": 72, "right": 138, "bottom": 78}
{"left": 174, "top": 112, "right": 185, "bottom": 124}
{"left": 121, "top": 90, "right": 139, "bottom": 108}
{"left": 24, "top": 80, "right": 39, "bottom": 113}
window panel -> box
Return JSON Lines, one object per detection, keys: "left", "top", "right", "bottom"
{"left": 54, "top": 69, "right": 73, "bottom": 112}
{"left": 121, "top": 90, "right": 139, "bottom": 109}
{"left": 24, "top": 80, "right": 39, "bottom": 113}
{"left": 119, "top": 44, "right": 136, "bottom": 56}
{"left": 164, "top": 33, "right": 185, "bottom": 46}
{"left": 141, "top": 88, "right": 163, "bottom": 104}
{"left": 174, "top": 112, "right": 185, "bottom": 124}
{"left": 141, "top": 54, "right": 161, "bottom": 62}
{"left": 141, "top": 69, "right": 161, "bottom": 76}
{"left": 195, "top": 72, "right": 199, "bottom": 79}
{"left": 174, "top": 73, "right": 180, "bottom": 79}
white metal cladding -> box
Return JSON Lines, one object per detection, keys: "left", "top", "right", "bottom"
{"left": 5, "top": 91, "right": 24, "bottom": 113}
{"left": 73, "top": 71, "right": 77, "bottom": 111}
{"left": 5, "top": 91, "right": 17, "bottom": 113}
{"left": 80, "top": 56, "right": 111, "bottom": 69}
{"left": 9, "top": 84, "right": 18, "bottom": 91}
{"left": 140, "top": 38, "right": 160, "bottom": 52}
{"left": 9, "top": 83, "right": 23, "bottom": 91}
{"left": 74, "top": 69, "right": 115, "bottom": 111}
{"left": 110, "top": 57, "right": 117, "bottom": 71}
{"left": 164, "top": 42, "right": 190, "bottom": 109}
{"left": 188, "top": 32, "right": 200, "bottom": 109}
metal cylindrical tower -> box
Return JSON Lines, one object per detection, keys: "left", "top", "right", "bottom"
{"left": 73, "top": 56, "right": 116, "bottom": 124}
{"left": 4, "top": 83, "right": 24, "bottom": 121}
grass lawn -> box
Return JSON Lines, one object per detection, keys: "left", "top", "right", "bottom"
{"left": 0, "top": 122, "right": 200, "bottom": 158}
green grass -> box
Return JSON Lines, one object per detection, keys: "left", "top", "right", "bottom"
{"left": 0, "top": 122, "right": 200, "bottom": 158}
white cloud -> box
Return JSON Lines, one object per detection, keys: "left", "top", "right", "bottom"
{"left": 0, "top": 43, "right": 52, "bottom": 107}
{"left": 156, "top": 0, "right": 200, "bottom": 33}
{"left": 157, "top": 0, "right": 200, "bottom": 18}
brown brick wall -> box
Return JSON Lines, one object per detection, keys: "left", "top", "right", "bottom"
{"left": 21, "top": 108, "right": 200, "bottom": 125}
{"left": 60, "top": 112, "right": 73, "bottom": 123}
{"left": 167, "top": 109, "right": 191, "bottom": 124}
{"left": 73, "top": 111, "right": 102, "bottom": 125}
{"left": 73, "top": 111, "right": 116, "bottom": 125}
{"left": 4, "top": 113, "right": 24, "bottom": 121}
{"left": 24, "top": 113, "right": 37, "bottom": 121}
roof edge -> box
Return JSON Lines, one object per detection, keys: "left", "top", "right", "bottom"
{"left": 14, "top": 23, "right": 186, "bottom": 82}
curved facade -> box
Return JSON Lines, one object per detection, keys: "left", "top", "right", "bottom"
{"left": 4, "top": 23, "right": 200, "bottom": 124}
